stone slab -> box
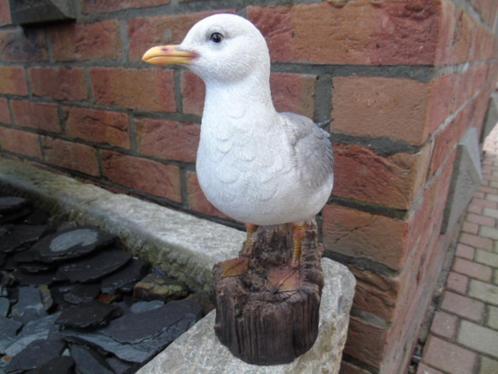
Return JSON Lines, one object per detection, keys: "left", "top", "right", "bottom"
{"left": 442, "top": 128, "right": 482, "bottom": 234}
{"left": 9, "top": 0, "right": 77, "bottom": 25}
{"left": 137, "top": 258, "right": 356, "bottom": 374}
{"left": 0, "top": 158, "right": 244, "bottom": 293}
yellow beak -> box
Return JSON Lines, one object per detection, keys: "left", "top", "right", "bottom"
{"left": 142, "top": 45, "right": 197, "bottom": 65}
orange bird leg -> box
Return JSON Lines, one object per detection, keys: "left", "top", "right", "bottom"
{"left": 242, "top": 223, "right": 258, "bottom": 257}
{"left": 291, "top": 223, "right": 306, "bottom": 268}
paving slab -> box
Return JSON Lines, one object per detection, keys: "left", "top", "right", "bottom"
{"left": 480, "top": 356, "right": 498, "bottom": 374}
{"left": 480, "top": 226, "right": 498, "bottom": 240}
{"left": 421, "top": 336, "right": 476, "bottom": 374}
{"left": 476, "top": 249, "right": 498, "bottom": 267}
{"left": 458, "top": 321, "right": 498, "bottom": 358}
{"left": 488, "top": 305, "right": 498, "bottom": 330}
{"left": 483, "top": 208, "right": 498, "bottom": 219}
{"left": 469, "top": 280, "right": 498, "bottom": 305}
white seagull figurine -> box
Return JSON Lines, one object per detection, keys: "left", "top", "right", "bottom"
{"left": 143, "top": 14, "right": 333, "bottom": 267}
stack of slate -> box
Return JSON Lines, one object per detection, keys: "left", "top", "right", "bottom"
{"left": 0, "top": 195, "right": 207, "bottom": 373}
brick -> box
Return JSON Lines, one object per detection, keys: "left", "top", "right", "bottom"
{"left": 82, "top": 0, "right": 170, "bottom": 14}
{"left": 340, "top": 361, "right": 371, "bottom": 374}
{"left": 11, "top": 100, "right": 60, "bottom": 133}
{"left": 429, "top": 111, "right": 466, "bottom": 176}
{"left": 481, "top": 226, "right": 498, "bottom": 240}
{"left": 0, "top": 67, "right": 28, "bottom": 96}
{"left": 30, "top": 68, "right": 87, "bottom": 101}
{"left": 425, "top": 74, "right": 459, "bottom": 136}
{"left": 435, "top": 3, "right": 475, "bottom": 65}
{"left": 0, "top": 0, "right": 11, "bottom": 26}
{"left": 456, "top": 244, "right": 475, "bottom": 260}
{"left": 458, "top": 321, "right": 498, "bottom": 358}
{"left": 323, "top": 204, "right": 408, "bottom": 271}
{"left": 186, "top": 171, "right": 228, "bottom": 219}
{"left": 466, "top": 213, "right": 495, "bottom": 227}
{"left": 469, "top": 280, "right": 498, "bottom": 305}
{"left": 416, "top": 363, "right": 443, "bottom": 374}
{"left": 459, "top": 233, "right": 493, "bottom": 250}
{"left": 446, "top": 272, "right": 469, "bottom": 294}
{"left": 475, "top": 249, "right": 498, "bottom": 267}
{"left": 333, "top": 143, "right": 430, "bottom": 210}
{"left": 462, "top": 221, "right": 478, "bottom": 234}
{"left": 480, "top": 356, "right": 498, "bottom": 374}
{"left": 349, "top": 266, "right": 399, "bottom": 322}
{"left": 413, "top": 151, "right": 454, "bottom": 238}
{"left": 488, "top": 305, "right": 498, "bottom": 330}
{"left": 0, "top": 28, "right": 48, "bottom": 62}
{"left": 49, "top": 20, "right": 122, "bottom": 61}
{"left": 332, "top": 77, "right": 429, "bottom": 145}
{"left": 136, "top": 118, "right": 199, "bottom": 163}
{"left": 344, "top": 317, "right": 386, "bottom": 368}
{"left": 440, "top": 291, "right": 484, "bottom": 322}
{"left": 270, "top": 73, "right": 316, "bottom": 118}
{"left": 181, "top": 71, "right": 204, "bottom": 116}
{"left": 101, "top": 151, "right": 181, "bottom": 202}
{"left": 65, "top": 107, "right": 130, "bottom": 148}
{"left": 128, "top": 11, "right": 217, "bottom": 61}
{"left": 91, "top": 68, "right": 175, "bottom": 112}
{"left": 430, "top": 311, "right": 457, "bottom": 339}
{"left": 248, "top": 1, "right": 442, "bottom": 65}
{"left": 423, "top": 336, "right": 477, "bottom": 374}
{"left": 453, "top": 258, "right": 493, "bottom": 281}
{"left": 42, "top": 137, "right": 99, "bottom": 176}
{"left": 406, "top": 160, "right": 454, "bottom": 275}
{"left": 0, "top": 128, "right": 41, "bottom": 159}
{"left": 0, "top": 98, "right": 10, "bottom": 124}
{"left": 471, "top": 0, "right": 497, "bottom": 26}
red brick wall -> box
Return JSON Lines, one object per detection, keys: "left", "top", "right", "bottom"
{"left": 0, "top": 1, "right": 497, "bottom": 372}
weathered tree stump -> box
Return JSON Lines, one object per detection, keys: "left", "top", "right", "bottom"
{"left": 213, "top": 222, "right": 324, "bottom": 365}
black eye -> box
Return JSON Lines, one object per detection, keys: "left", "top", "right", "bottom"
{"left": 209, "top": 32, "right": 224, "bottom": 43}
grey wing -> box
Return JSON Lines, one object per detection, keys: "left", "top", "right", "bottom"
{"left": 280, "top": 112, "right": 334, "bottom": 189}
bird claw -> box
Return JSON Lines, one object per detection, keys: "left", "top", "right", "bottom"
{"left": 241, "top": 238, "right": 254, "bottom": 257}
{"left": 290, "top": 257, "right": 301, "bottom": 269}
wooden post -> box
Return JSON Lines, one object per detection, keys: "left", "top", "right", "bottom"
{"left": 213, "top": 222, "right": 324, "bottom": 365}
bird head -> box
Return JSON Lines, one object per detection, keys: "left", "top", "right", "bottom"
{"left": 142, "top": 14, "right": 271, "bottom": 84}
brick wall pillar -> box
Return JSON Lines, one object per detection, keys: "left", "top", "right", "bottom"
{"left": 0, "top": 0, "right": 497, "bottom": 372}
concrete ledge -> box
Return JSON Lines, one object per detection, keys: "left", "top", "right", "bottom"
{"left": 0, "top": 158, "right": 244, "bottom": 292}
{"left": 0, "top": 158, "right": 356, "bottom": 373}
{"left": 138, "top": 258, "right": 356, "bottom": 374}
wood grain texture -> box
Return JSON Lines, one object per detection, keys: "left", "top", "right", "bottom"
{"left": 213, "top": 221, "right": 324, "bottom": 365}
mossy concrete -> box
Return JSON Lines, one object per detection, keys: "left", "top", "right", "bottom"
{"left": 0, "top": 157, "right": 244, "bottom": 293}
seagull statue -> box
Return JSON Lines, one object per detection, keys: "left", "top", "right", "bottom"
{"left": 143, "top": 14, "right": 333, "bottom": 267}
